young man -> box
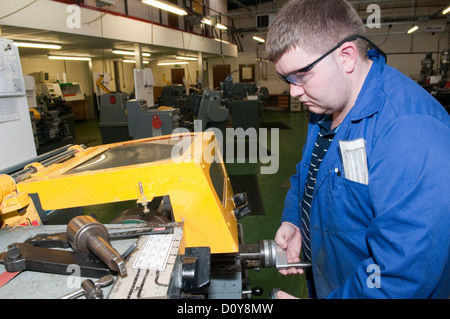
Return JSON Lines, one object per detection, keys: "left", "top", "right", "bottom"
{"left": 266, "top": 0, "right": 450, "bottom": 298}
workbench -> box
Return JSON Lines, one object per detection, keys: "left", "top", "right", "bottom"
{"left": 0, "top": 223, "right": 156, "bottom": 299}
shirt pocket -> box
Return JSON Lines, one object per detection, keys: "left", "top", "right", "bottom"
{"left": 320, "top": 174, "right": 372, "bottom": 234}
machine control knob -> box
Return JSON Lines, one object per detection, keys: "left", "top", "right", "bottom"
{"left": 251, "top": 286, "right": 263, "bottom": 296}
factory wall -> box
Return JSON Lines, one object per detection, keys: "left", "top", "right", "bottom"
{"left": 236, "top": 29, "right": 450, "bottom": 96}
{"left": 230, "top": 2, "right": 450, "bottom": 94}
{"left": 91, "top": 60, "right": 136, "bottom": 94}
{"left": 19, "top": 55, "right": 204, "bottom": 118}
{"left": 80, "top": 0, "right": 231, "bottom": 42}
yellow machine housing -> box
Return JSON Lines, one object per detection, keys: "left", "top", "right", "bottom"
{"left": 0, "top": 132, "right": 239, "bottom": 254}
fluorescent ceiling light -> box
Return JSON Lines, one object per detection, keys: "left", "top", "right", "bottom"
{"left": 176, "top": 56, "right": 198, "bottom": 61}
{"left": 215, "top": 23, "right": 227, "bottom": 30}
{"left": 48, "top": 55, "right": 91, "bottom": 61}
{"left": 123, "top": 59, "right": 150, "bottom": 64}
{"left": 252, "top": 36, "right": 265, "bottom": 43}
{"left": 142, "top": 0, "right": 187, "bottom": 16}
{"left": 157, "top": 61, "right": 189, "bottom": 66}
{"left": 407, "top": 26, "right": 419, "bottom": 34}
{"left": 112, "top": 49, "right": 151, "bottom": 57}
{"left": 443, "top": 6, "right": 450, "bottom": 15}
{"left": 213, "top": 38, "right": 232, "bottom": 44}
{"left": 201, "top": 18, "right": 212, "bottom": 25}
{"left": 201, "top": 18, "right": 227, "bottom": 30}
{"left": 14, "top": 42, "right": 61, "bottom": 50}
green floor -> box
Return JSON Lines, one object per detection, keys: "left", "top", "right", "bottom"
{"left": 73, "top": 108, "right": 310, "bottom": 299}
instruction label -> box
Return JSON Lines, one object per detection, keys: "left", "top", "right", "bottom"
{"left": 132, "top": 234, "right": 174, "bottom": 270}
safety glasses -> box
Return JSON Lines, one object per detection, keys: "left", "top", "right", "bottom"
{"left": 277, "top": 34, "right": 386, "bottom": 86}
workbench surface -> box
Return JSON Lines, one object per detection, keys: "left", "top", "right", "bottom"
{"left": 0, "top": 224, "right": 145, "bottom": 299}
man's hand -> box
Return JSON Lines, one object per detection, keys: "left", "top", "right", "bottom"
{"left": 275, "top": 222, "right": 304, "bottom": 275}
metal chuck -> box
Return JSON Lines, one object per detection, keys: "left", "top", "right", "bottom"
{"left": 66, "top": 216, "right": 127, "bottom": 276}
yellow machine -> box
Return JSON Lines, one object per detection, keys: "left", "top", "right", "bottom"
{"left": 0, "top": 132, "right": 309, "bottom": 299}
{"left": 0, "top": 132, "right": 240, "bottom": 254}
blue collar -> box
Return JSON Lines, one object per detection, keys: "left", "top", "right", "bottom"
{"left": 348, "top": 49, "right": 385, "bottom": 122}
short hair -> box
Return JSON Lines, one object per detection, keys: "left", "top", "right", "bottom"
{"left": 266, "top": 0, "right": 368, "bottom": 62}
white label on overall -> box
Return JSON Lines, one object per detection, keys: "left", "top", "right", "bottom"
{"left": 339, "top": 138, "right": 369, "bottom": 185}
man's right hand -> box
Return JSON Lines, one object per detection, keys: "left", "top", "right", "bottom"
{"left": 275, "top": 222, "right": 304, "bottom": 275}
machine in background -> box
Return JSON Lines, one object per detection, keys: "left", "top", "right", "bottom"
{"left": 98, "top": 93, "right": 130, "bottom": 143}
{"left": 220, "top": 73, "right": 267, "bottom": 130}
{"left": 30, "top": 94, "right": 75, "bottom": 155}
{"left": 126, "top": 99, "right": 181, "bottom": 139}
{"left": 420, "top": 49, "right": 450, "bottom": 114}
{"left": 158, "top": 84, "right": 192, "bottom": 121}
{"left": 98, "top": 93, "right": 183, "bottom": 143}
{"left": 196, "top": 88, "right": 230, "bottom": 133}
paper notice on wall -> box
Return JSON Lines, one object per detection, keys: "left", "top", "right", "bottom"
{"left": 339, "top": 138, "right": 369, "bottom": 185}
{"left": 0, "top": 39, "right": 26, "bottom": 97}
{"left": 0, "top": 97, "right": 20, "bottom": 123}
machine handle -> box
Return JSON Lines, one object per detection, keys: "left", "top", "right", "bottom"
{"left": 232, "top": 192, "right": 251, "bottom": 219}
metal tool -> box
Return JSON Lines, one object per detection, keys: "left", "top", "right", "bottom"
{"left": 59, "top": 274, "right": 115, "bottom": 299}
{"left": 66, "top": 216, "right": 127, "bottom": 276}
{"left": 273, "top": 242, "right": 311, "bottom": 270}
{"left": 0, "top": 242, "right": 111, "bottom": 278}
{"left": 239, "top": 240, "right": 311, "bottom": 270}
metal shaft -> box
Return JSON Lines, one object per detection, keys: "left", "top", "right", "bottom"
{"left": 66, "top": 216, "right": 127, "bottom": 276}
{"left": 85, "top": 234, "right": 127, "bottom": 275}
{"left": 10, "top": 146, "right": 82, "bottom": 183}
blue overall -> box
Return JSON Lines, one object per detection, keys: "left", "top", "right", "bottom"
{"left": 281, "top": 50, "right": 450, "bottom": 298}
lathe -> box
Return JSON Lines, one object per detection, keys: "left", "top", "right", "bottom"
{"left": 0, "top": 132, "right": 309, "bottom": 298}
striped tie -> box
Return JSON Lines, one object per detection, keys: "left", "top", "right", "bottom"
{"left": 301, "top": 125, "right": 336, "bottom": 261}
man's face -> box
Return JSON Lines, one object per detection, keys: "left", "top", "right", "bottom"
{"left": 274, "top": 45, "right": 350, "bottom": 116}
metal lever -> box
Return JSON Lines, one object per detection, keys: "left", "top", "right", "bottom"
{"left": 232, "top": 193, "right": 251, "bottom": 219}
{"left": 59, "top": 274, "right": 115, "bottom": 299}
{"left": 0, "top": 242, "right": 111, "bottom": 278}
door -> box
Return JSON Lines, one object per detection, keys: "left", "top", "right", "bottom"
{"left": 171, "top": 68, "right": 185, "bottom": 85}
{"left": 212, "top": 64, "right": 231, "bottom": 90}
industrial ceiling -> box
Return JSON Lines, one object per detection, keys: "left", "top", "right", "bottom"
{"left": 0, "top": 0, "right": 448, "bottom": 60}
